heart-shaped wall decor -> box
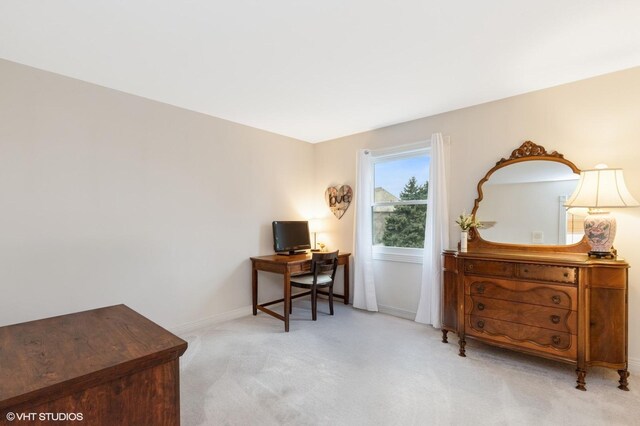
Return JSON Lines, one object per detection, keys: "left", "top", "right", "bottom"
{"left": 325, "top": 185, "right": 353, "bottom": 219}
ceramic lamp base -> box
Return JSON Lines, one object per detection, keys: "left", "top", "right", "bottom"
{"left": 584, "top": 211, "right": 616, "bottom": 258}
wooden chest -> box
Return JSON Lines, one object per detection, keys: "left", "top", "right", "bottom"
{"left": 0, "top": 305, "right": 188, "bottom": 425}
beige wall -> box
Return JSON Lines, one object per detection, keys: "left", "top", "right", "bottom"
{"left": 0, "top": 59, "right": 315, "bottom": 330}
{"left": 313, "top": 67, "right": 640, "bottom": 361}
{"left": 2, "top": 57, "right": 639, "bottom": 362}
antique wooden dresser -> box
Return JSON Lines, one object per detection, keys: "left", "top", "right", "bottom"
{"left": 442, "top": 248, "right": 629, "bottom": 391}
{"left": 442, "top": 142, "right": 630, "bottom": 391}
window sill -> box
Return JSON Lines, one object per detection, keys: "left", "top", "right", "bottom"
{"left": 372, "top": 246, "right": 423, "bottom": 264}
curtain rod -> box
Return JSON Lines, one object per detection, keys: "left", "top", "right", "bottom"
{"left": 366, "top": 135, "right": 450, "bottom": 156}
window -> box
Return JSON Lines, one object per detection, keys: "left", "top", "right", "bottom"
{"left": 372, "top": 148, "right": 430, "bottom": 262}
{"left": 566, "top": 210, "right": 585, "bottom": 243}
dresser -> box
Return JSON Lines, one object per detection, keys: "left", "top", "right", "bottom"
{"left": 442, "top": 249, "right": 629, "bottom": 390}
{"left": 0, "top": 305, "right": 188, "bottom": 425}
{"left": 443, "top": 141, "right": 632, "bottom": 391}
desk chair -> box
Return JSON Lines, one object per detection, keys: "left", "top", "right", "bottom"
{"left": 289, "top": 251, "right": 339, "bottom": 320}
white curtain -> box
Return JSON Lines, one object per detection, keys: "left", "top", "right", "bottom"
{"left": 353, "top": 149, "right": 378, "bottom": 311}
{"left": 415, "top": 133, "right": 449, "bottom": 327}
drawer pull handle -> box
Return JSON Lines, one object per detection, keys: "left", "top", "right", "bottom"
{"left": 551, "top": 296, "right": 561, "bottom": 304}
{"left": 477, "top": 320, "right": 485, "bottom": 329}
{"left": 552, "top": 335, "right": 561, "bottom": 345}
{"left": 476, "top": 284, "right": 485, "bottom": 294}
{"left": 477, "top": 303, "right": 485, "bottom": 311}
{"left": 523, "top": 268, "right": 529, "bottom": 273}
{"left": 551, "top": 315, "right": 561, "bottom": 324}
{"left": 467, "top": 264, "right": 474, "bottom": 270}
{"left": 563, "top": 272, "right": 569, "bottom": 278}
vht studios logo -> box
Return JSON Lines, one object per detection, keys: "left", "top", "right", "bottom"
{"left": 5, "top": 412, "right": 84, "bottom": 422}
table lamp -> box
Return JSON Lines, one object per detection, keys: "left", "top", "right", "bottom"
{"left": 565, "top": 165, "right": 638, "bottom": 258}
{"left": 308, "top": 218, "right": 324, "bottom": 251}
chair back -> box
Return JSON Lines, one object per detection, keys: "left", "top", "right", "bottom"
{"left": 311, "top": 250, "right": 339, "bottom": 281}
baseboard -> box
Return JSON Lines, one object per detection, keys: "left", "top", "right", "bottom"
{"left": 377, "top": 304, "right": 416, "bottom": 321}
{"left": 170, "top": 305, "right": 253, "bottom": 337}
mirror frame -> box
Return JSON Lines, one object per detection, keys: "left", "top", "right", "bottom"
{"left": 468, "top": 141, "right": 590, "bottom": 253}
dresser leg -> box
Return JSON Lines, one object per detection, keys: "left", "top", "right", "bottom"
{"left": 575, "top": 369, "right": 587, "bottom": 391}
{"left": 618, "top": 369, "right": 630, "bottom": 391}
{"left": 458, "top": 336, "right": 466, "bottom": 357}
{"left": 442, "top": 330, "right": 448, "bottom": 343}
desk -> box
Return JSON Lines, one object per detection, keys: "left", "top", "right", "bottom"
{"left": 250, "top": 252, "right": 351, "bottom": 332}
{"left": 0, "top": 305, "right": 187, "bottom": 425}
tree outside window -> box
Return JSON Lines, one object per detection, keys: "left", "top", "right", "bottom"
{"left": 372, "top": 153, "right": 429, "bottom": 249}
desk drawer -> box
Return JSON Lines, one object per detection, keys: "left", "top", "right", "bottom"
{"left": 290, "top": 265, "right": 311, "bottom": 275}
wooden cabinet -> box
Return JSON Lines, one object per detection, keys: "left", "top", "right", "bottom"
{"left": 0, "top": 305, "right": 188, "bottom": 425}
{"left": 442, "top": 249, "right": 629, "bottom": 391}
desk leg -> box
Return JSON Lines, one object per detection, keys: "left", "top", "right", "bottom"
{"left": 252, "top": 266, "right": 258, "bottom": 316}
{"left": 284, "top": 271, "right": 291, "bottom": 332}
{"left": 343, "top": 260, "right": 350, "bottom": 305}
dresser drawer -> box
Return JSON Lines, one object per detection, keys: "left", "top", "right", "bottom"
{"left": 465, "top": 295, "right": 576, "bottom": 334}
{"left": 465, "top": 277, "right": 577, "bottom": 310}
{"left": 463, "top": 260, "right": 514, "bottom": 278}
{"left": 466, "top": 315, "right": 577, "bottom": 360}
{"left": 516, "top": 264, "right": 577, "bottom": 284}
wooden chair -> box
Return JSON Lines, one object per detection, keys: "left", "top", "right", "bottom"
{"left": 289, "top": 251, "right": 339, "bottom": 320}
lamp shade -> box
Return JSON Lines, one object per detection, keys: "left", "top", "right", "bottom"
{"left": 565, "top": 168, "right": 639, "bottom": 209}
{"left": 308, "top": 218, "right": 325, "bottom": 233}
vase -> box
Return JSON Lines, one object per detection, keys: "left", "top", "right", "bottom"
{"left": 460, "top": 231, "right": 468, "bottom": 252}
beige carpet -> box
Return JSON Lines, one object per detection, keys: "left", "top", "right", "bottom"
{"left": 180, "top": 301, "right": 638, "bottom": 425}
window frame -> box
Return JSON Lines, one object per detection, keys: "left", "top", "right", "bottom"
{"left": 370, "top": 145, "right": 430, "bottom": 263}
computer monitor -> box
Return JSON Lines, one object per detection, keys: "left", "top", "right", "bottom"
{"left": 272, "top": 221, "right": 311, "bottom": 255}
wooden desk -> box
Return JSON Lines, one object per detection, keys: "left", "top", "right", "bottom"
{"left": 250, "top": 252, "right": 351, "bottom": 332}
{"left": 0, "top": 305, "right": 187, "bottom": 425}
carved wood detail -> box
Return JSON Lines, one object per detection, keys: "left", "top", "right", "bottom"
{"left": 576, "top": 369, "right": 587, "bottom": 391}
{"left": 458, "top": 337, "right": 466, "bottom": 357}
{"left": 497, "top": 140, "right": 563, "bottom": 165}
{"left": 618, "top": 370, "right": 630, "bottom": 391}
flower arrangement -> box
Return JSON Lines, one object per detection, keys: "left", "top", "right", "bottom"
{"left": 456, "top": 211, "right": 483, "bottom": 231}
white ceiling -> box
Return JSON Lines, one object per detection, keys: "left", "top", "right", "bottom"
{"left": 1, "top": 1, "right": 639, "bottom": 143}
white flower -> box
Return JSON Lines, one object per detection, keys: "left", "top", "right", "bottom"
{"left": 455, "top": 211, "right": 483, "bottom": 231}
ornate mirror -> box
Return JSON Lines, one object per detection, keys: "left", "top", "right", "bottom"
{"left": 469, "top": 141, "right": 588, "bottom": 252}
